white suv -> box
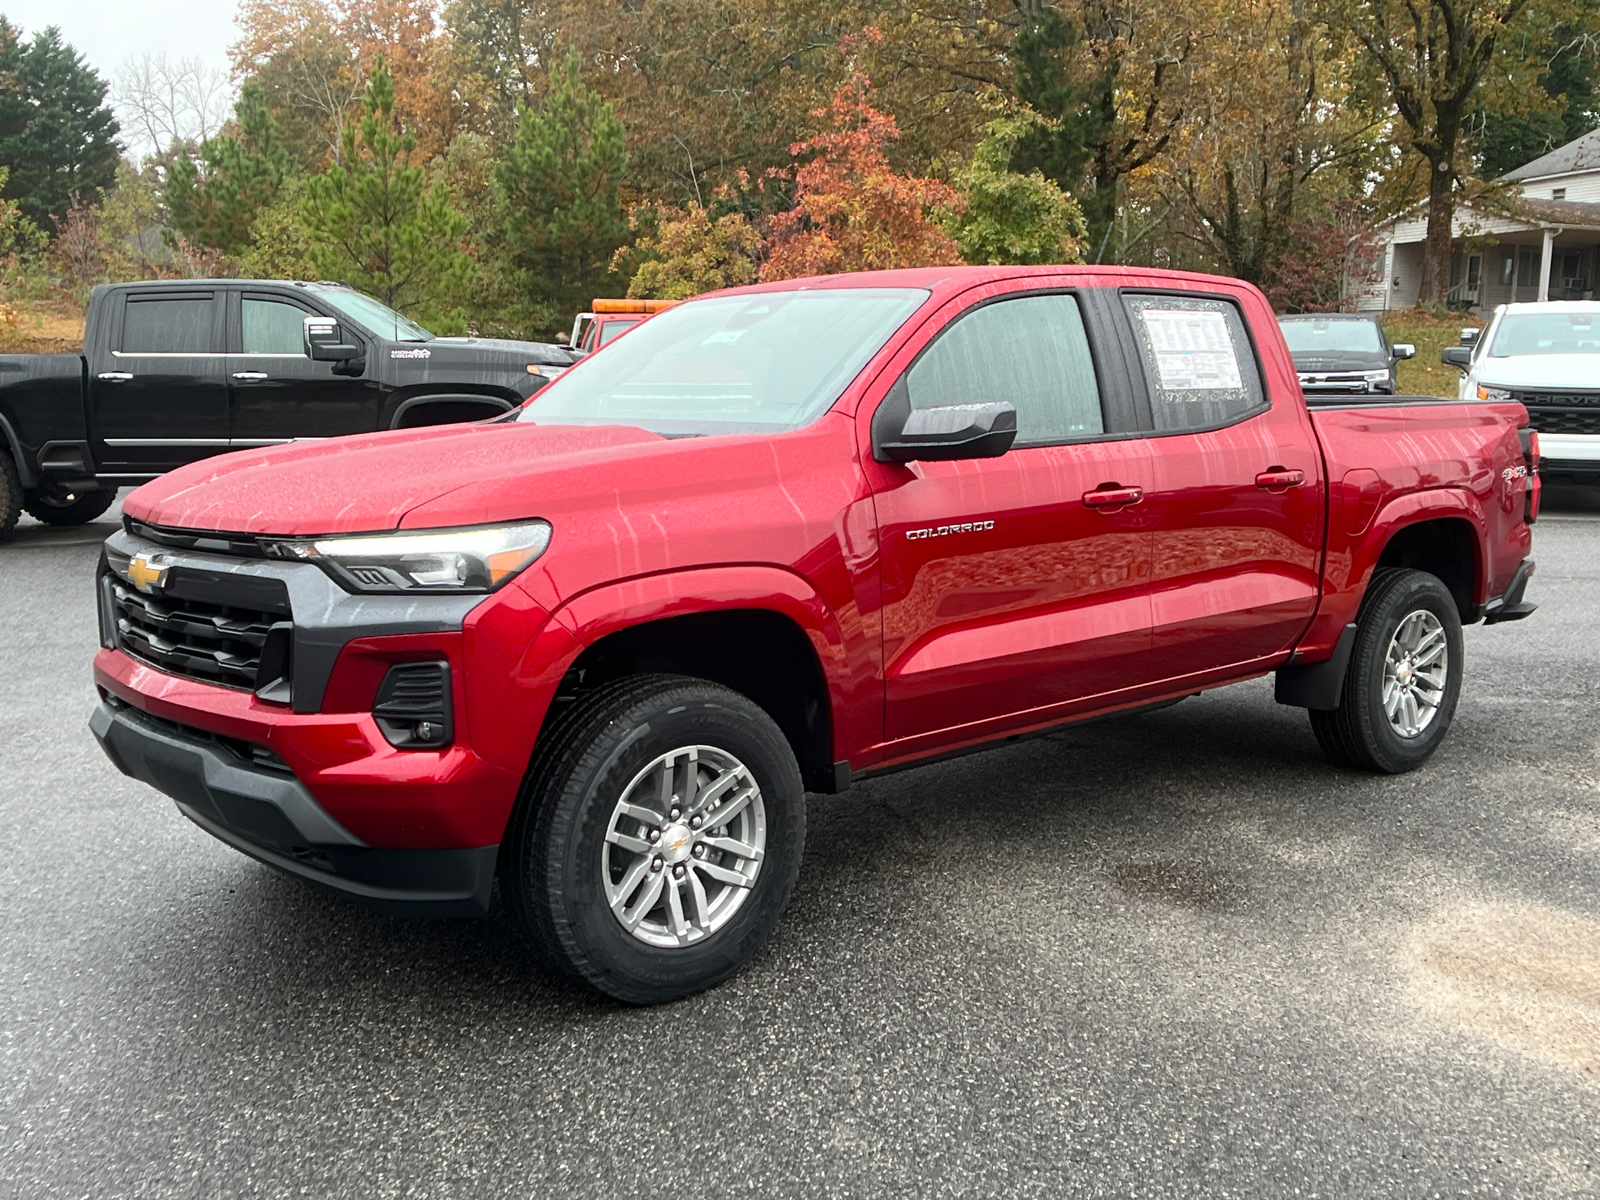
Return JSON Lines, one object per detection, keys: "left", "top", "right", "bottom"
{"left": 1444, "top": 301, "right": 1600, "bottom": 486}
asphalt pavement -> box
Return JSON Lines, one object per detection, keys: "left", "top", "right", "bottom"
{"left": 2, "top": 489, "right": 1598, "bottom": 1199}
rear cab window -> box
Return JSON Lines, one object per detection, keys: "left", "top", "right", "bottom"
{"left": 1122, "top": 294, "right": 1266, "bottom": 432}
{"left": 119, "top": 293, "right": 220, "bottom": 355}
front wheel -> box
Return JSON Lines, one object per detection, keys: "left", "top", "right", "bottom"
{"left": 1310, "top": 568, "right": 1464, "bottom": 773}
{"left": 501, "top": 675, "right": 805, "bottom": 1004}
{"left": 23, "top": 483, "right": 116, "bottom": 527}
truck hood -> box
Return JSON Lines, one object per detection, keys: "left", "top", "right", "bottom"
{"left": 1476, "top": 354, "right": 1600, "bottom": 389}
{"left": 422, "top": 336, "right": 574, "bottom": 366}
{"left": 122, "top": 422, "right": 666, "bottom": 536}
{"left": 1291, "top": 350, "right": 1389, "bottom": 373}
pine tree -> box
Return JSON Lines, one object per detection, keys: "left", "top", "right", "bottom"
{"left": 302, "top": 58, "right": 472, "bottom": 330}
{"left": 494, "top": 47, "right": 628, "bottom": 322}
{"left": 164, "top": 83, "right": 293, "bottom": 255}
{"left": 0, "top": 21, "right": 120, "bottom": 230}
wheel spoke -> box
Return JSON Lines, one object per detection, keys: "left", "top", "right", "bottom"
{"left": 1383, "top": 680, "right": 1402, "bottom": 718}
{"left": 694, "top": 858, "right": 754, "bottom": 888}
{"left": 702, "top": 784, "right": 755, "bottom": 830}
{"left": 1415, "top": 640, "right": 1447, "bottom": 669}
{"left": 605, "top": 855, "right": 652, "bottom": 910}
{"left": 605, "top": 828, "right": 652, "bottom": 855}
{"left": 620, "top": 871, "right": 666, "bottom": 931}
{"left": 700, "top": 834, "right": 762, "bottom": 861}
{"left": 618, "top": 801, "right": 664, "bottom": 826}
{"left": 1402, "top": 691, "right": 1420, "bottom": 734}
{"left": 686, "top": 867, "right": 712, "bottom": 932}
{"left": 686, "top": 766, "right": 742, "bottom": 816}
{"left": 666, "top": 875, "right": 691, "bottom": 943}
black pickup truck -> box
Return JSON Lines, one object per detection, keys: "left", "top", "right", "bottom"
{"left": 0, "top": 279, "right": 575, "bottom": 536}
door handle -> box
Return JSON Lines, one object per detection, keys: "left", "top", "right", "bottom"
{"left": 1082, "top": 484, "right": 1144, "bottom": 509}
{"left": 232, "top": 371, "right": 269, "bottom": 382}
{"left": 97, "top": 372, "right": 132, "bottom": 382}
{"left": 1255, "top": 467, "right": 1305, "bottom": 491}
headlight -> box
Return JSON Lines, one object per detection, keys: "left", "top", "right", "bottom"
{"left": 263, "top": 521, "right": 552, "bottom": 593}
{"left": 1361, "top": 369, "right": 1392, "bottom": 381}
{"left": 1477, "top": 385, "right": 1513, "bottom": 402}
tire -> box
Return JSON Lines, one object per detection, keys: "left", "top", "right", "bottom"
{"left": 501, "top": 674, "right": 805, "bottom": 1004}
{"left": 23, "top": 483, "right": 116, "bottom": 527}
{"left": 0, "top": 454, "right": 19, "bottom": 541}
{"left": 1310, "top": 568, "right": 1464, "bottom": 773}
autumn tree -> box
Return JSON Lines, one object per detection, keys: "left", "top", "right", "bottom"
{"left": 164, "top": 83, "right": 292, "bottom": 255}
{"left": 617, "top": 203, "right": 760, "bottom": 299}
{"left": 1329, "top": 0, "right": 1540, "bottom": 304}
{"left": 943, "top": 104, "right": 1085, "bottom": 265}
{"left": 1009, "top": 0, "right": 1196, "bottom": 262}
{"left": 302, "top": 60, "right": 473, "bottom": 328}
{"left": 760, "top": 69, "right": 965, "bottom": 281}
{"left": 495, "top": 47, "right": 628, "bottom": 322}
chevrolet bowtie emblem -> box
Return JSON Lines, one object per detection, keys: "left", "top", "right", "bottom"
{"left": 125, "top": 552, "right": 172, "bottom": 593}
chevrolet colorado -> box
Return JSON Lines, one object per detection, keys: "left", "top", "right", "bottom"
{"left": 90, "top": 266, "right": 1539, "bottom": 1003}
{"left": 0, "top": 279, "right": 573, "bottom": 537}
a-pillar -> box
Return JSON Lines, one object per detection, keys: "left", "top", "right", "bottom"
{"left": 1538, "top": 228, "right": 1556, "bottom": 301}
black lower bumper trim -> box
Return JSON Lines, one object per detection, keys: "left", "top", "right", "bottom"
{"left": 89, "top": 700, "right": 496, "bottom": 918}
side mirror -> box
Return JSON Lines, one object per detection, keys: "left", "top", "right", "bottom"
{"left": 1392, "top": 343, "right": 1415, "bottom": 360}
{"left": 1441, "top": 346, "right": 1472, "bottom": 369}
{"left": 874, "top": 396, "right": 1018, "bottom": 463}
{"left": 304, "top": 316, "right": 361, "bottom": 362}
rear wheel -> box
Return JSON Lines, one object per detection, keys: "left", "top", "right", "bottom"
{"left": 23, "top": 482, "right": 116, "bottom": 527}
{"left": 0, "top": 455, "right": 19, "bottom": 541}
{"left": 501, "top": 675, "right": 805, "bottom": 1004}
{"left": 1310, "top": 568, "right": 1463, "bottom": 773}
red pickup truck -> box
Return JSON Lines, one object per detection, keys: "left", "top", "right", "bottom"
{"left": 90, "top": 266, "right": 1538, "bottom": 1003}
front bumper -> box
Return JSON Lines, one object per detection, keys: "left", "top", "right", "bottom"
{"left": 91, "top": 698, "right": 496, "bottom": 916}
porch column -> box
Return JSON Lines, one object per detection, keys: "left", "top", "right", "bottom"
{"left": 1538, "top": 228, "right": 1556, "bottom": 301}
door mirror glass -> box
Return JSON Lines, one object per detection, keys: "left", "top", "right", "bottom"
{"left": 304, "top": 315, "right": 361, "bottom": 361}
{"left": 875, "top": 400, "right": 1018, "bottom": 462}
{"left": 1392, "top": 343, "right": 1415, "bottom": 359}
{"left": 1441, "top": 346, "right": 1472, "bottom": 369}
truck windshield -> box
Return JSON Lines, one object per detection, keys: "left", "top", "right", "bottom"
{"left": 1489, "top": 312, "right": 1600, "bottom": 356}
{"left": 1278, "top": 318, "right": 1383, "bottom": 354}
{"left": 318, "top": 290, "right": 434, "bottom": 342}
{"left": 520, "top": 288, "right": 928, "bottom": 435}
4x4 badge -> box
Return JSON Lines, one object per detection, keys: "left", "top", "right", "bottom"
{"left": 125, "top": 552, "right": 172, "bottom": 593}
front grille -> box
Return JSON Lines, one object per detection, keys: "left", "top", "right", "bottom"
{"left": 1525, "top": 407, "right": 1600, "bottom": 435}
{"left": 1515, "top": 390, "right": 1600, "bottom": 408}
{"left": 110, "top": 578, "right": 288, "bottom": 690}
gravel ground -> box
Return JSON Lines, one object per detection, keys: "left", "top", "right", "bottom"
{"left": 1, "top": 488, "right": 1598, "bottom": 1199}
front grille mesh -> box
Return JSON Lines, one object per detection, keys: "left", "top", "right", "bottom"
{"left": 1526, "top": 407, "right": 1600, "bottom": 436}
{"left": 111, "top": 579, "right": 285, "bottom": 690}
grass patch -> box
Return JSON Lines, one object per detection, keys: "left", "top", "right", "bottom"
{"left": 1382, "top": 310, "right": 1485, "bottom": 398}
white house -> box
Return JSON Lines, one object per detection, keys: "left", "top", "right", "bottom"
{"left": 1356, "top": 127, "right": 1600, "bottom": 311}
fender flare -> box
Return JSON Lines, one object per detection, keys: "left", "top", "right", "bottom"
{"left": 0, "top": 411, "right": 36, "bottom": 488}
{"left": 1355, "top": 488, "right": 1488, "bottom": 606}
{"left": 549, "top": 564, "right": 859, "bottom": 765}
{"left": 389, "top": 392, "right": 517, "bottom": 429}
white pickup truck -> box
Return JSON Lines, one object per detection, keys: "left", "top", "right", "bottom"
{"left": 1443, "top": 300, "right": 1600, "bottom": 486}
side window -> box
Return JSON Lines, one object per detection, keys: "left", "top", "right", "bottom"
{"left": 906, "top": 293, "right": 1103, "bottom": 446}
{"left": 121, "top": 295, "right": 216, "bottom": 354}
{"left": 243, "top": 297, "right": 310, "bottom": 354}
{"left": 1123, "top": 295, "right": 1265, "bottom": 432}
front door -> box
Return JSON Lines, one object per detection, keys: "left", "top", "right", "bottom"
{"left": 871, "top": 288, "right": 1155, "bottom": 748}
{"left": 1120, "top": 292, "right": 1323, "bottom": 684}
{"left": 228, "top": 291, "right": 381, "bottom": 444}
{"left": 90, "top": 289, "right": 229, "bottom": 472}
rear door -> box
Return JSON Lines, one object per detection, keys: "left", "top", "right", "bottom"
{"left": 90, "top": 289, "right": 228, "bottom": 472}
{"left": 870, "top": 285, "right": 1156, "bottom": 748}
{"left": 1120, "top": 290, "right": 1324, "bottom": 683}
{"left": 227, "top": 290, "right": 381, "bottom": 443}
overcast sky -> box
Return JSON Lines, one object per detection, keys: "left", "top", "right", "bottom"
{"left": 4, "top": 0, "right": 235, "bottom": 80}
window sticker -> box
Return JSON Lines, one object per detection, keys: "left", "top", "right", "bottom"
{"left": 1137, "top": 308, "right": 1243, "bottom": 392}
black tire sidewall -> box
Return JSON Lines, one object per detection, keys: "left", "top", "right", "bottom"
{"left": 0, "top": 455, "right": 19, "bottom": 539}
{"left": 1348, "top": 571, "right": 1464, "bottom": 772}
{"left": 539, "top": 685, "right": 804, "bottom": 1003}
{"left": 23, "top": 486, "right": 116, "bottom": 527}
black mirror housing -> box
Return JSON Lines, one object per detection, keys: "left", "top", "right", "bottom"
{"left": 874, "top": 390, "right": 1019, "bottom": 462}
{"left": 1441, "top": 346, "right": 1472, "bottom": 369}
